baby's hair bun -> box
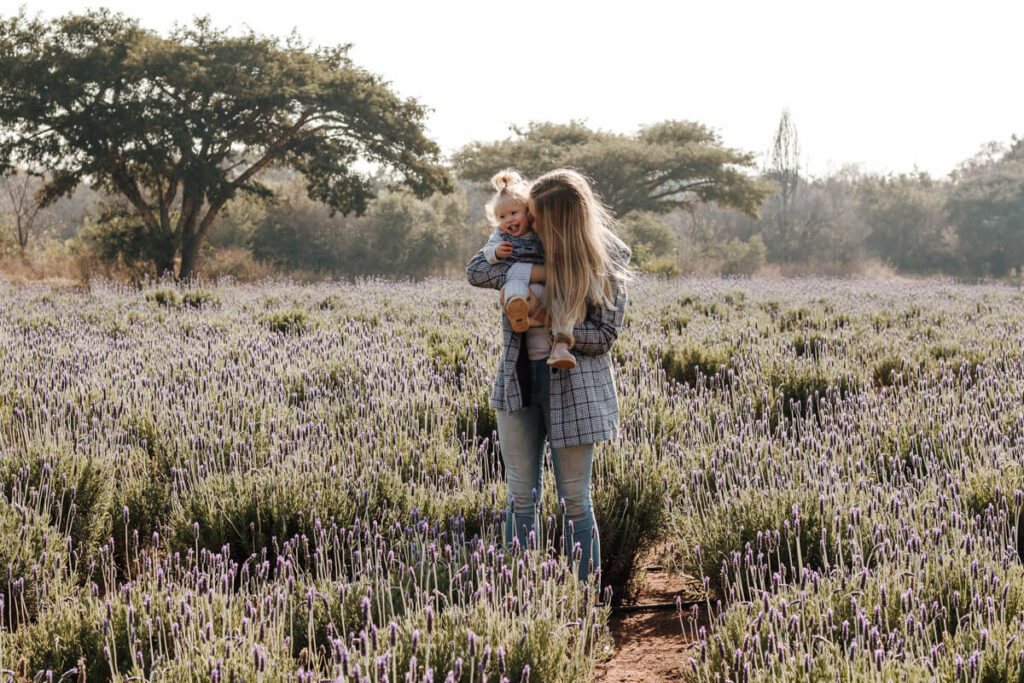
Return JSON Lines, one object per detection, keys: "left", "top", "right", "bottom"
{"left": 490, "top": 169, "right": 525, "bottom": 192}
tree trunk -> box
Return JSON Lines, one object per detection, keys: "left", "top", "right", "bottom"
{"left": 178, "top": 230, "right": 201, "bottom": 281}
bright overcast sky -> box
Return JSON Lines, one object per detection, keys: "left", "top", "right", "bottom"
{"left": 15, "top": 0, "right": 1024, "bottom": 178}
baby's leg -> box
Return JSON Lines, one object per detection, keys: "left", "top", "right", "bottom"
{"left": 502, "top": 279, "right": 531, "bottom": 333}
{"left": 546, "top": 316, "right": 577, "bottom": 370}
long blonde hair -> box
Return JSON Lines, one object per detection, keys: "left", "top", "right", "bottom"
{"left": 484, "top": 169, "right": 531, "bottom": 226}
{"left": 529, "top": 169, "right": 631, "bottom": 327}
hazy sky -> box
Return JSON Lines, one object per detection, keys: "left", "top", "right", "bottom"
{"left": 14, "top": 0, "right": 1024, "bottom": 178}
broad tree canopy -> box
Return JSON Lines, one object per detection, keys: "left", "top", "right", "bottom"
{"left": 452, "top": 121, "right": 771, "bottom": 219}
{"left": 0, "top": 9, "right": 452, "bottom": 279}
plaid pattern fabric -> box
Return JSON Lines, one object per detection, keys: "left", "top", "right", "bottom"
{"left": 466, "top": 243, "right": 630, "bottom": 448}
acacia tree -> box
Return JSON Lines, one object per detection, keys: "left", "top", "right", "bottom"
{"left": 0, "top": 10, "right": 451, "bottom": 279}
{"left": 452, "top": 121, "right": 771, "bottom": 219}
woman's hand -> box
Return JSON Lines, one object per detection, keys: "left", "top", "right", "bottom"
{"left": 530, "top": 264, "right": 546, "bottom": 283}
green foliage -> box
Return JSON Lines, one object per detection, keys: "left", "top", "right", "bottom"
{"left": 676, "top": 485, "right": 838, "bottom": 598}
{"left": 707, "top": 235, "right": 767, "bottom": 275}
{"left": 792, "top": 333, "right": 825, "bottom": 359}
{"left": 251, "top": 184, "right": 470, "bottom": 277}
{"left": 8, "top": 596, "right": 106, "bottom": 682}
{"left": 426, "top": 329, "right": 470, "bottom": 372}
{"left": 80, "top": 206, "right": 178, "bottom": 277}
{"left": 593, "top": 446, "right": 671, "bottom": 603}
{"left": 144, "top": 288, "right": 182, "bottom": 307}
{"left": 947, "top": 145, "right": 1024, "bottom": 277}
{"left": 0, "top": 498, "right": 70, "bottom": 626}
{"left": 363, "top": 189, "right": 470, "bottom": 276}
{"left": 767, "top": 367, "right": 857, "bottom": 423}
{"left": 660, "top": 346, "right": 732, "bottom": 387}
{"left": 618, "top": 212, "right": 677, "bottom": 256}
{"left": 872, "top": 356, "right": 907, "bottom": 387}
{"left": 858, "top": 171, "right": 954, "bottom": 273}
{"left": 182, "top": 289, "right": 215, "bottom": 308}
{"left": 453, "top": 120, "right": 771, "bottom": 218}
{"left": 638, "top": 255, "right": 681, "bottom": 277}
{"left": 0, "top": 9, "right": 451, "bottom": 279}
{"left": 0, "top": 447, "right": 115, "bottom": 563}
{"left": 261, "top": 309, "right": 310, "bottom": 334}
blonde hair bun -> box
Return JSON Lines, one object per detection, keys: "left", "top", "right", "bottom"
{"left": 490, "top": 169, "right": 526, "bottom": 192}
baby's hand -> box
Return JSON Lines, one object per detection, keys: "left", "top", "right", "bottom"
{"left": 496, "top": 242, "right": 514, "bottom": 259}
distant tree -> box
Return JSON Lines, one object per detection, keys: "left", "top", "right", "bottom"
{"left": 252, "top": 179, "right": 469, "bottom": 276}
{"left": 763, "top": 108, "right": 801, "bottom": 260}
{"left": 452, "top": 121, "right": 771, "bottom": 219}
{"left": 0, "top": 9, "right": 452, "bottom": 279}
{"left": 250, "top": 178, "right": 350, "bottom": 273}
{"left": 858, "top": 172, "right": 953, "bottom": 273}
{"left": 946, "top": 139, "right": 1024, "bottom": 277}
{"left": 618, "top": 212, "right": 677, "bottom": 256}
{"left": 0, "top": 170, "right": 49, "bottom": 254}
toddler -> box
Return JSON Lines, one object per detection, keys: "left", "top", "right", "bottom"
{"left": 481, "top": 170, "right": 576, "bottom": 369}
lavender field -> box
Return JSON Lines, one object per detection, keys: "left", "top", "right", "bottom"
{"left": 1, "top": 275, "right": 1023, "bottom": 682}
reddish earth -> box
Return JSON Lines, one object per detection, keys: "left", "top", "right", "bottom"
{"left": 594, "top": 569, "right": 706, "bottom": 683}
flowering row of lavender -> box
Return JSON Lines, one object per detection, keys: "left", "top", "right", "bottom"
{"left": 0, "top": 278, "right": 613, "bottom": 682}
{"left": 1, "top": 274, "right": 1022, "bottom": 681}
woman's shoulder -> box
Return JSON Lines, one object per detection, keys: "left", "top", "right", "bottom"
{"left": 606, "top": 231, "right": 631, "bottom": 263}
{"left": 606, "top": 233, "right": 632, "bottom": 274}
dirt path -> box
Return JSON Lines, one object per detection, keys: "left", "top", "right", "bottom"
{"left": 595, "top": 569, "right": 705, "bottom": 683}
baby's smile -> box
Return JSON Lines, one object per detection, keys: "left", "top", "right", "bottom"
{"left": 504, "top": 221, "right": 529, "bottom": 237}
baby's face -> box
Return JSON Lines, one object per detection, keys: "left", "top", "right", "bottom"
{"left": 494, "top": 198, "right": 532, "bottom": 237}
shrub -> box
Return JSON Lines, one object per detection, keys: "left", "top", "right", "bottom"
{"left": 167, "top": 466, "right": 404, "bottom": 565}
{"left": 426, "top": 330, "right": 471, "bottom": 373}
{"left": 0, "top": 498, "right": 70, "bottom": 626}
{"left": 660, "top": 346, "right": 732, "bottom": 387}
{"left": 144, "top": 288, "right": 182, "bottom": 307}
{"left": 872, "top": 356, "right": 907, "bottom": 387}
{"left": 792, "top": 333, "right": 825, "bottom": 359}
{"left": 767, "top": 367, "right": 857, "bottom": 423}
{"left": 8, "top": 596, "right": 105, "bottom": 683}
{"left": 593, "top": 445, "right": 671, "bottom": 604}
{"left": 640, "top": 256, "right": 680, "bottom": 277}
{"left": 182, "top": 289, "right": 216, "bottom": 308}
{"left": 261, "top": 309, "right": 310, "bottom": 334}
{"left": 0, "top": 448, "right": 115, "bottom": 562}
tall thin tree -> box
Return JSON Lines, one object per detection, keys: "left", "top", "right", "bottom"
{"left": 765, "top": 107, "right": 801, "bottom": 259}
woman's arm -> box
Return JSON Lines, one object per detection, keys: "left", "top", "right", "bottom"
{"left": 467, "top": 253, "right": 545, "bottom": 290}
{"left": 571, "top": 244, "right": 631, "bottom": 356}
{"left": 570, "top": 280, "right": 627, "bottom": 356}
{"left": 466, "top": 249, "right": 512, "bottom": 290}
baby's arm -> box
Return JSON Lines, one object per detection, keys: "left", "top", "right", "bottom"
{"left": 482, "top": 227, "right": 510, "bottom": 265}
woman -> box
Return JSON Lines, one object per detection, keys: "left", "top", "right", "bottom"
{"left": 466, "top": 168, "right": 631, "bottom": 582}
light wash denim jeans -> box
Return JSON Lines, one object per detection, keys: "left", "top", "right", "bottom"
{"left": 496, "top": 358, "right": 600, "bottom": 582}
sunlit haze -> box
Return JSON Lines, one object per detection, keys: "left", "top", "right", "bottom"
{"left": 14, "top": 0, "right": 1024, "bottom": 178}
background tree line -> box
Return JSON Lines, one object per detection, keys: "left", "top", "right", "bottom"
{"left": 1, "top": 9, "right": 1022, "bottom": 281}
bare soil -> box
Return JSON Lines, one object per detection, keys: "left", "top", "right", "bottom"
{"left": 594, "top": 569, "right": 707, "bottom": 683}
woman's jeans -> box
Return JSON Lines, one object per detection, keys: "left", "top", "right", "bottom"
{"left": 496, "top": 359, "right": 601, "bottom": 582}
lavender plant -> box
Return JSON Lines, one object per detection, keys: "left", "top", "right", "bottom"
{"left": 1, "top": 274, "right": 1023, "bottom": 681}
